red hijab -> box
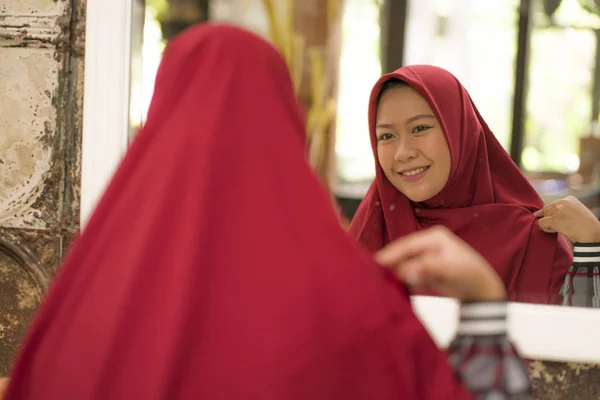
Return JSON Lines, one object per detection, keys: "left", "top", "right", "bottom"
{"left": 350, "top": 65, "right": 572, "bottom": 294}
{"left": 5, "top": 26, "right": 471, "bottom": 399}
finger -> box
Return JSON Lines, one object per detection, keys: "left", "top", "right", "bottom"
{"left": 392, "top": 256, "right": 460, "bottom": 298}
{"left": 392, "top": 253, "right": 445, "bottom": 287}
{"left": 538, "top": 217, "right": 557, "bottom": 233}
{"left": 393, "top": 259, "right": 423, "bottom": 287}
{"left": 533, "top": 209, "right": 543, "bottom": 217}
{"left": 375, "top": 230, "right": 441, "bottom": 266}
{"left": 535, "top": 203, "right": 555, "bottom": 217}
{"left": 0, "top": 377, "right": 9, "bottom": 398}
{"left": 538, "top": 201, "right": 559, "bottom": 216}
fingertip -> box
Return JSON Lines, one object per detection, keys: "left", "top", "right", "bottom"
{"left": 373, "top": 251, "right": 389, "bottom": 265}
{"left": 539, "top": 225, "right": 556, "bottom": 233}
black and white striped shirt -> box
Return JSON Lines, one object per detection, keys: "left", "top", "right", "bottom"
{"left": 560, "top": 243, "right": 600, "bottom": 307}
{"left": 451, "top": 301, "right": 532, "bottom": 399}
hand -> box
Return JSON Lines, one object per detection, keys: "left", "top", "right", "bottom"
{"left": 374, "top": 226, "right": 506, "bottom": 302}
{"left": 533, "top": 196, "right": 600, "bottom": 243}
{"left": 0, "top": 377, "right": 9, "bottom": 399}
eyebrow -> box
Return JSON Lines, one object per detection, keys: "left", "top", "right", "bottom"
{"left": 376, "top": 114, "right": 436, "bottom": 129}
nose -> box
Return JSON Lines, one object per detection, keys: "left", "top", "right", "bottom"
{"left": 393, "top": 138, "right": 418, "bottom": 162}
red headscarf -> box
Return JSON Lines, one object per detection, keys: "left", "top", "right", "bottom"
{"left": 350, "top": 65, "right": 572, "bottom": 294}
{"left": 5, "top": 26, "right": 471, "bottom": 399}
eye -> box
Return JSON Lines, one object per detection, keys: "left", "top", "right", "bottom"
{"left": 412, "top": 125, "right": 431, "bottom": 134}
{"left": 377, "top": 133, "right": 395, "bottom": 141}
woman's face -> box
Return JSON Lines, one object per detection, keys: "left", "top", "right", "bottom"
{"left": 375, "top": 85, "right": 451, "bottom": 202}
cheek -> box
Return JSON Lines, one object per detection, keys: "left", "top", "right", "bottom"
{"left": 434, "top": 139, "right": 452, "bottom": 180}
{"left": 377, "top": 146, "right": 394, "bottom": 168}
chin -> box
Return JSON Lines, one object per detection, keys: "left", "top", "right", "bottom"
{"left": 398, "top": 187, "right": 435, "bottom": 203}
{"left": 405, "top": 194, "right": 430, "bottom": 203}
{"left": 389, "top": 179, "right": 436, "bottom": 203}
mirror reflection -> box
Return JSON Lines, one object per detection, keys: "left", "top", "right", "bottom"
{"left": 128, "top": 0, "right": 600, "bottom": 308}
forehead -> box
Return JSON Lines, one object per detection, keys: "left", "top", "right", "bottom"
{"left": 376, "top": 86, "right": 434, "bottom": 120}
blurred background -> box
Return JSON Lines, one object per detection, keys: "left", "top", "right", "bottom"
{"left": 130, "top": 0, "right": 600, "bottom": 219}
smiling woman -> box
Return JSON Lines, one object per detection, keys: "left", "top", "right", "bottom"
{"left": 349, "top": 65, "right": 572, "bottom": 297}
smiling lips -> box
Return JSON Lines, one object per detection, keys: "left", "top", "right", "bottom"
{"left": 401, "top": 166, "right": 428, "bottom": 176}
{"left": 398, "top": 166, "right": 430, "bottom": 182}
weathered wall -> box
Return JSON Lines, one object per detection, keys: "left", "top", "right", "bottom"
{"left": 0, "top": 0, "right": 84, "bottom": 374}
{"left": 530, "top": 361, "right": 600, "bottom": 399}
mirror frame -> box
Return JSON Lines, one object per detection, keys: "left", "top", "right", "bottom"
{"left": 412, "top": 296, "right": 600, "bottom": 363}
{"left": 81, "top": 0, "right": 600, "bottom": 365}
{"left": 81, "top": 0, "right": 133, "bottom": 227}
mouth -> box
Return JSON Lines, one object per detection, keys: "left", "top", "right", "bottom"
{"left": 397, "top": 166, "right": 430, "bottom": 182}
{"left": 399, "top": 166, "right": 430, "bottom": 176}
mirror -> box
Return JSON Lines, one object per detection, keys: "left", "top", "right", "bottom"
{"left": 121, "top": 0, "right": 600, "bottom": 308}
{"left": 79, "top": 0, "right": 600, "bottom": 394}
{"left": 76, "top": 0, "right": 600, "bottom": 396}
{"left": 335, "top": 0, "right": 600, "bottom": 309}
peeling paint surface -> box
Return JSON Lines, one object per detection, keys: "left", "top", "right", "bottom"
{"left": 0, "top": 48, "right": 58, "bottom": 228}
{"left": 0, "top": 0, "right": 82, "bottom": 375}
{"left": 0, "top": 0, "right": 66, "bottom": 16}
{"left": 0, "top": 249, "right": 39, "bottom": 375}
{"left": 0, "top": 15, "right": 64, "bottom": 48}
{"left": 530, "top": 360, "right": 600, "bottom": 399}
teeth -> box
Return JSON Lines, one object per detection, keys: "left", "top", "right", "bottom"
{"left": 402, "top": 167, "right": 428, "bottom": 176}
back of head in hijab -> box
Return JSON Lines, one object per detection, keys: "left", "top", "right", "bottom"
{"left": 5, "top": 26, "right": 470, "bottom": 400}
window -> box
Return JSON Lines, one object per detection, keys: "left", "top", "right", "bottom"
{"left": 335, "top": 0, "right": 381, "bottom": 183}
{"left": 334, "top": 0, "right": 518, "bottom": 185}
{"left": 523, "top": 0, "right": 598, "bottom": 172}
{"left": 403, "top": 0, "right": 518, "bottom": 150}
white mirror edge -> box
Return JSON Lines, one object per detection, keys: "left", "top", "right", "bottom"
{"left": 80, "top": 0, "right": 133, "bottom": 228}
{"left": 81, "top": 0, "right": 600, "bottom": 366}
{"left": 412, "top": 295, "right": 600, "bottom": 364}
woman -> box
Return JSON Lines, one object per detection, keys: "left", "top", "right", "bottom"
{"left": 350, "top": 67, "right": 572, "bottom": 295}
{"left": 4, "top": 26, "right": 529, "bottom": 399}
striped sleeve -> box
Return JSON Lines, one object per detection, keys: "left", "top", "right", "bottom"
{"left": 448, "top": 301, "right": 532, "bottom": 399}
{"left": 560, "top": 243, "right": 600, "bottom": 307}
